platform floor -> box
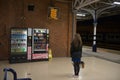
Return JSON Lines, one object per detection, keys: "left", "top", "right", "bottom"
{"left": 0, "top": 57, "right": 120, "bottom": 80}
{"left": 83, "top": 46, "right": 120, "bottom": 63}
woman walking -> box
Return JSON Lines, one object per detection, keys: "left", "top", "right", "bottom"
{"left": 70, "top": 33, "right": 83, "bottom": 76}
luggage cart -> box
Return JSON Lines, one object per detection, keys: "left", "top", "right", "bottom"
{"left": 3, "top": 68, "right": 32, "bottom": 80}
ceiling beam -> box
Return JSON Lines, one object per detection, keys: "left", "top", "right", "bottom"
{"left": 73, "top": 0, "right": 100, "bottom": 10}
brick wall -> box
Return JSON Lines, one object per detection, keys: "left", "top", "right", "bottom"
{"left": 0, "top": 0, "right": 73, "bottom": 60}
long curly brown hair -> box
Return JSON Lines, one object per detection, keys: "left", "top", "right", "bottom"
{"left": 73, "top": 33, "right": 82, "bottom": 48}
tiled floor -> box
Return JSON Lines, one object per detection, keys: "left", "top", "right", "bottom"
{"left": 0, "top": 57, "right": 120, "bottom": 80}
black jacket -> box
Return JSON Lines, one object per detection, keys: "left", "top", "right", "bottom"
{"left": 70, "top": 42, "right": 82, "bottom": 58}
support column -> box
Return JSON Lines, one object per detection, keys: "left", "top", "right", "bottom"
{"left": 92, "top": 22, "right": 97, "bottom": 52}
{"left": 92, "top": 10, "right": 97, "bottom": 52}
{"left": 72, "top": 13, "right": 76, "bottom": 39}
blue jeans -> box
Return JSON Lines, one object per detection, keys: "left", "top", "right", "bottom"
{"left": 72, "top": 58, "right": 81, "bottom": 75}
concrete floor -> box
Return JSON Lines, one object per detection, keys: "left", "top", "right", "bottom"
{"left": 0, "top": 57, "right": 120, "bottom": 80}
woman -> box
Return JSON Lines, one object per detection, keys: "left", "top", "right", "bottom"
{"left": 70, "top": 33, "right": 83, "bottom": 76}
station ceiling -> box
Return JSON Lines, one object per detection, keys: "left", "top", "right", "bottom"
{"left": 73, "top": 0, "right": 120, "bottom": 20}
{"left": 56, "top": 0, "right": 120, "bottom": 20}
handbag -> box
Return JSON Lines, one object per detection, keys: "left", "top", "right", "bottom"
{"left": 80, "top": 61, "right": 85, "bottom": 68}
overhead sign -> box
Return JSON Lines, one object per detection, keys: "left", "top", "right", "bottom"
{"left": 48, "top": 7, "right": 59, "bottom": 20}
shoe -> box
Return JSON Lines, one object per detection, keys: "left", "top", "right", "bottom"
{"left": 73, "top": 75, "right": 79, "bottom": 78}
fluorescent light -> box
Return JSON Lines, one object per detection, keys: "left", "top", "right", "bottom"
{"left": 113, "top": 2, "right": 120, "bottom": 5}
{"left": 76, "top": 13, "right": 86, "bottom": 17}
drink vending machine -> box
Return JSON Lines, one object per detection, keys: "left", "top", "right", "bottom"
{"left": 10, "top": 28, "right": 28, "bottom": 63}
{"left": 10, "top": 28, "right": 49, "bottom": 63}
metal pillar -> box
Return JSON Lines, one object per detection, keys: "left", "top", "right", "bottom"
{"left": 92, "top": 10, "right": 97, "bottom": 52}
{"left": 92, "top": 20, "right": 97, "bottom": 52}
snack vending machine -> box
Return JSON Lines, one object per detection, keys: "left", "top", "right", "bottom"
{"left": 32, "top": 28, "right": 49, "bottom": 61}
{"left": 10, "top": 28, "right": 28, "bottom": 63}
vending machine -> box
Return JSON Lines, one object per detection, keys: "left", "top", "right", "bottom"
{"left": 10, "top": 28, "right": 49, "bottom": 63}
{"left": 32, "top": 28, "right": 49, "bottom": 61}
{"left": 10, "top": 28, "right": 28, "bottom": 63}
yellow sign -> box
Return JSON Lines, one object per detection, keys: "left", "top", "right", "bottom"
{"left": 48, "top": 7, "right": 59, "bottom": 20}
